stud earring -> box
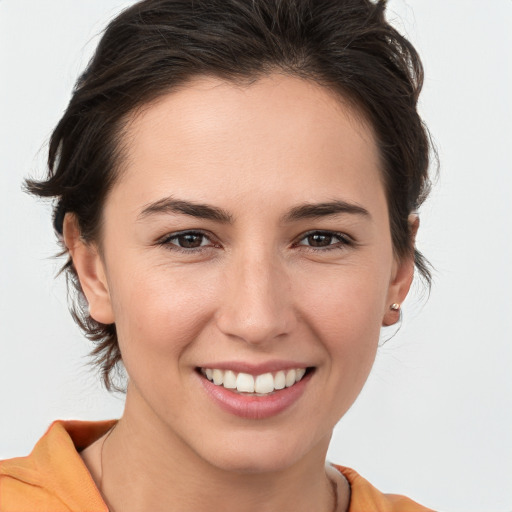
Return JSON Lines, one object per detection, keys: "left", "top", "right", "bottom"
{"left": 390, "top": 303, "right": 401, "bottom": 311}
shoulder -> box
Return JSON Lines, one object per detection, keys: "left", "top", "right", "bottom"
{"left": 333, "top": 465, "right": 436, "bottom": 512}
{"left": 0, "top": 420, "right": 115, "bottom": 512}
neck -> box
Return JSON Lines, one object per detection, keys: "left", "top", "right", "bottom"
{"left": 96, "top": 390, "right": 348, "bottom": 512}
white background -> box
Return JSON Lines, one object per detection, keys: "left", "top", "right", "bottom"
{"left": 1, "top": 1, "right": 511, "bottom": 511}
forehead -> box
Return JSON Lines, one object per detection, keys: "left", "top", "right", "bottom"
{"left": 113, "top": 73, "right": 384, "bottom": 217}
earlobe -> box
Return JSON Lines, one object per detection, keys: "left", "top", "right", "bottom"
{"left": 62, "top": 214, "right": 115, "bottom": 325}
{"left": 382, "top": 258, "right": 414, "bottom": 327}
{"left": 382, "top": 214, "right": 419, "bottom": 327}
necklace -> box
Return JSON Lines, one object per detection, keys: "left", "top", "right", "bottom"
{"left": 99, "top": 424, "right": 117, "bottom": 512}
{"left": 99, "top": 426, "right": 340, "bottom": 512}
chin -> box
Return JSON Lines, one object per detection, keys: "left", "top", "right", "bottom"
{"left": 191, "top": 427, "right": 329, "bottom": 475}
{"left": 204, "top": 449, "right": 302, "bottom": 475}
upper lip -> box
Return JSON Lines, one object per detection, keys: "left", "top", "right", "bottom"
{"left": 196, "top": 360, "right": 312, "bottom": 375}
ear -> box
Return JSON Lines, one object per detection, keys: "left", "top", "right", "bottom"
{"left": 63, "top": 213, "right": 115, "bottom": 325}
{"left": 382, "top": 214, "right": 419, "bottom": 326}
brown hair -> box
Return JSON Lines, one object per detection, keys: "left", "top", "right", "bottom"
{"left": 26, "top": 0, "right": 434, "bottom": 391}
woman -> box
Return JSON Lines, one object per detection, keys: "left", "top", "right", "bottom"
{"left": 0, "top": 0, "right": 435, "bottom": 510}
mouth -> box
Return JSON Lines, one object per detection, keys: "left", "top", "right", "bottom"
{"left": 197, "top": 367, "right": 314, "bottom": 396}
{"left": 196, "top": 364, "right": 315, "bottom": 419}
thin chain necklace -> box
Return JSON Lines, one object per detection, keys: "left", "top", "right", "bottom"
{"left": 99, "top": 424, "right": 117, "bottom": 512}
{"left": 99, "top": 426, "right": 340, "bottom": 512}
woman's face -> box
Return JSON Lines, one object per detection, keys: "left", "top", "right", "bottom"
{"left": 73, "top": 73, "right": 413, "bottom": 473}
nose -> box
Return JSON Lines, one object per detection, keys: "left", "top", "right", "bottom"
{"left": 215, "top": 246, "right": 296, "bottom": 346}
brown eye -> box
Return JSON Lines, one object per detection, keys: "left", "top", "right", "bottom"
{"left": 159, "top": 231, "right": 214, "bottom": 252}
{"left": 176, "top": 233, "right": 205, "bottom": 248}
{"left": 306, "top": 233, "right": 334, "bottom": 247}
{"left": 297, "top": 231, "right": 352, "bottom": 252}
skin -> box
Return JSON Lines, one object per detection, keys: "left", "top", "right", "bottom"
{"left": 67, "top": 73, "right": 415, "bottom": 512}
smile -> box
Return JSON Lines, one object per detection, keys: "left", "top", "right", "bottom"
{"left": 197, "top": 365, "right": 314, "bottom": 419}
{"left": 200, "top": 368, "right": 308, "bottom": 395}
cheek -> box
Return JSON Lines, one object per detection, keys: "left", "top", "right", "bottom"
{"left": 107, "top": 258, "right": 220, "bottom": 362}
{"left": 297, "top": 262, "right": 388, "bottom": 371}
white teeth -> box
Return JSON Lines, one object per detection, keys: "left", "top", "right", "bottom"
{"left": 212, "top": 369, "right": 224, "bottom": 386}
{"left": 223, "top": 370, "right": 237, "bottom": 389}
{"left": 254, "top": 373, "right": 274, "bottom": 394}
{"left": 202, "top": 367, "right": 308, "bottom": 395}
{"left": 285, "top": 369, "right": 296, "bottom": 387}
{"left": 236, "top": 372, "right": 255, "bottom": 393}
{"left": 274, "top": 370, "right": 286, "bottom": 390}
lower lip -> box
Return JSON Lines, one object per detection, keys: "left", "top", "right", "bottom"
{"left": 198, "top": 371, "right": 313, "bottom": 420}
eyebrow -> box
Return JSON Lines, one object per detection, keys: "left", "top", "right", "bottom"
{"left": 137, "top": 197, "right": 370, "bottom": 223}
{"left": 138, "top": 198, "right": 234, "bottom": 223}
{"left": 282, "top": 200, "right": 370, "bottom": 223}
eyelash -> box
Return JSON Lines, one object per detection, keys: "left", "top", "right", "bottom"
{"left": 157, "top": 230, "right": 354, "bottom": 254}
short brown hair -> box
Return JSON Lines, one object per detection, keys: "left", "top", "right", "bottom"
{"left": 26, "top": 0, "right": 434, "bottom": 390}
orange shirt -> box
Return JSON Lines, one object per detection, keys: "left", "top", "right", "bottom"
{"left": 0, "top": 420, "right": 434, "bottom": 511}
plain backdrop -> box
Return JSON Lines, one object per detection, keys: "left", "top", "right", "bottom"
{"left": 1, "top": 1, "right": 511, "bottom": 511}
